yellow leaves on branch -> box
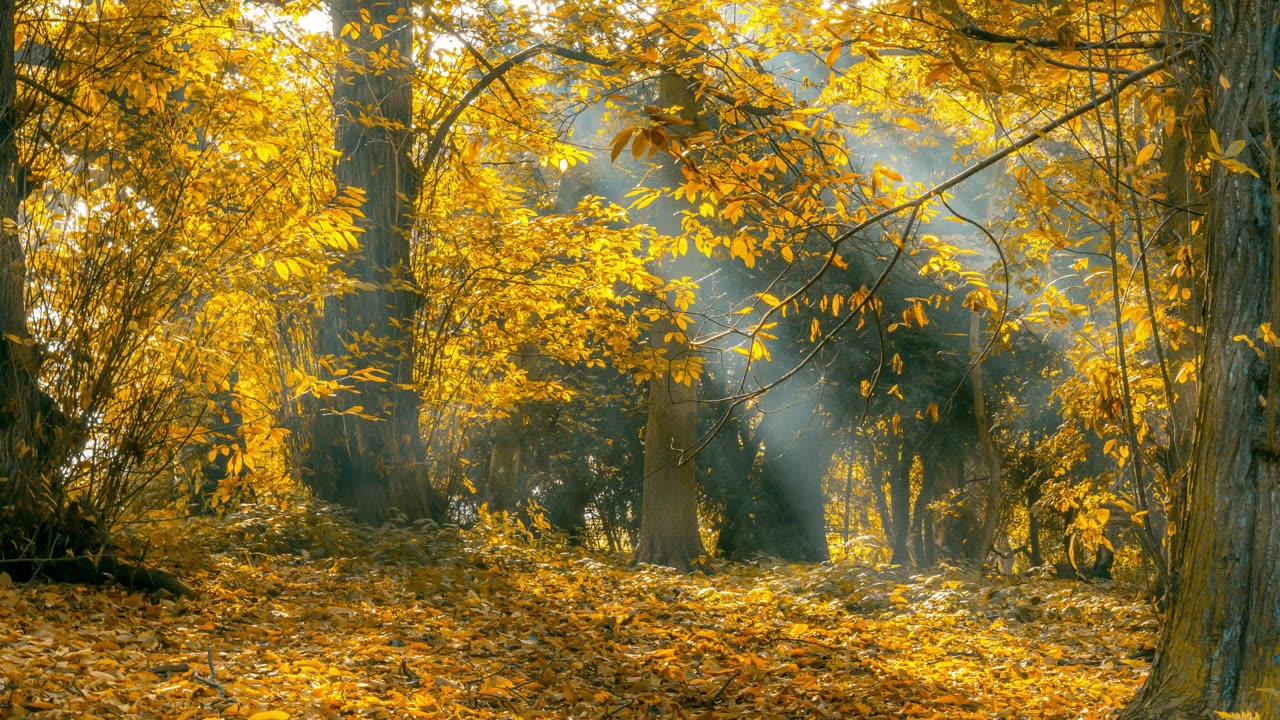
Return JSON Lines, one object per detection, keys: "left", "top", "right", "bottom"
{"left": 1234, "top": 323, "right": 1280, "bottom": 360}
{"left": 1207, "top": 129, "right": 1260, "bottom": 178}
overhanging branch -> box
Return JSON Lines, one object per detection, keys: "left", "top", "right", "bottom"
{"left": 688, "top": 42, "right": 1198, "bottom": 454}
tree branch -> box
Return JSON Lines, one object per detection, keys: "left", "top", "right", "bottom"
{"left": 688, "top": 42, "right": 1198, "bottom": 454}
{"left": 16, "top": 72, "right": 88, "bottom": 115}
{"left": 956, "top": 19, "right": 1165, "bottom": 51}
{"left": 422, "top": 41, "right": 783, "bottom": 169}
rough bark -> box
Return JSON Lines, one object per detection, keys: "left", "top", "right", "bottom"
{"left": 634, "top": 319, "right": 706, "bottom": 569}
{"left": 633, "top": 73, "right": 707, "bottom": 569}
{"left": 1120, "top": 3, "right": 1280, "bottom": 716}
{"left": 0, "top": 0, "right": 40, "bottom": 529}
{"left": 0, "top": 0, "right": 70, "bottom": 559}
{"left": 305, "top": 0, "right": 442, "bottom": 526}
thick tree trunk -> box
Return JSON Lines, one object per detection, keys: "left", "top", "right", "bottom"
{"left": 634, "top": 72, "right": 707, "bottom": 569}
{"left": 634, "top": 318, "right": 706, "bottom": 569}
{"left": 1121, "top": 4, "right": 1280, "bottom": 716}
{"left": 305, "top": 0, "right": 442, "bottom": 525}
{"left": 487, "top": 413, "right": 522, "bottom": 514}
{"left": 0, "top": 0, "right": 62, "bottom": 555}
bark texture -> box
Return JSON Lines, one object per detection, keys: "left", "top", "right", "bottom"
{"left": 305, "top": 0, "right": 442, "bottom": 525}
{"left": 634, "top": 318, "right": 706, "bottom": 569}
{"left": 1121, "top": 3, "right": 1280, "bottom": 716}
{"left": 0, "top": 0, "right": 67, "bottom": 557}
{"left": 633, "top": 73, "right": 707, "bottom": 569}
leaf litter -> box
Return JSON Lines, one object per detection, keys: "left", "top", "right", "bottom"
{"left": 0, "top": 507, "right": 1155, "bottom": 718}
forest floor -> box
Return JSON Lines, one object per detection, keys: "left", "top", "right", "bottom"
{"left": 0, "top": 505, "right": 1157, "bottom": 719}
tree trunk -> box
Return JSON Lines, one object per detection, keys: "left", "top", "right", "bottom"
{"left": 869, "top": 451, "right": 893, "bottom": 544}
{"left": 1027, "top": 484, "right": 1043, "bottom": 567}
{"left": 762, "top": 428, "right": 830, "bottom": 562}
{"left": 487, "top": 412, "right": 522, "bottom": 515}
{"left": 634, "top": 72, "right": 707, "bottom": 569}
{"left": 634, "top": 318, "right": 706, "bottom": 569}
{"left": 1120, "top": 4, "right": 1280, "bottom": 716}
{"left": 841, "top": 456, "right": 855, "bottom": 549}
{"left": 888, "top": 445, "right": 912, "bottom": 564}
{"left": 911, "top": 454, "right": 939, "bottom": 566}
{"left": 970, "top": 311, "right": 1003, "bottom": 564}
{"left": 305, "top": 0, "right": 442, "bottom": 525}
{"left": 0, "top": 0, "right": 62, "bottom": 556}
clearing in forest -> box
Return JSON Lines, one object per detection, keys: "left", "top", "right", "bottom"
{"left": 0, "top": 512, "right": 1155, "bottom": 719}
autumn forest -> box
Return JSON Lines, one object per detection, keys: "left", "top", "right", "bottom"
{"left": 0, "top": 0, "right": 1277, "bottom": 716}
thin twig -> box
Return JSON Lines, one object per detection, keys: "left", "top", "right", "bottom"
{"left": 708, "top": 670, "right": 740, "bottom": 704}
{"left": 602, "top": 699, "right": 634, "bottom": 718}
{"left": 191, "top": 671, "right": 227, "bottom": 697}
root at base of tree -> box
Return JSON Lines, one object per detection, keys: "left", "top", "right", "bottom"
{"left": 3, "top": 555, "right": 191, "bottom": 596}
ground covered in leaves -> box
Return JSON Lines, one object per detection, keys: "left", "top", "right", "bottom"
{"left": 0, "top": 507, "right": 1157, "bottom": 719}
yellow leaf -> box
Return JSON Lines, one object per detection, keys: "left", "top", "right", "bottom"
{"left": 824, "top": 43, "right": 842, "bottom": 68}
{"left": 749, "top": 338, "right": 770, "bottom": 361}
{"left": 894, "top": 116, "right": 922, "bottom": 132}
{"left": 610, "top": 127, "right": 634, "bottom": 162}
{"left": 630, "top": 131, "right": 648, "bottom": 159}
{"left": 273, "top": 260, "right": 290, "bottom": 280}
{"left": 1135, "top": 143, "right": 1156, "bottom": 166}
{"left": 1135, "top": 317, "right": 1152, "bottom": 344}
{"left": 249, "top": 712, "right": 291, "bottom": 720}
{"left": 879, "top": 166, "right": 903, "bottom": 182}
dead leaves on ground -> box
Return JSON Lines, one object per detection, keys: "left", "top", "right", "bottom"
{"left": 0, "top": 524, "right": 1154, "bottom": 718}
